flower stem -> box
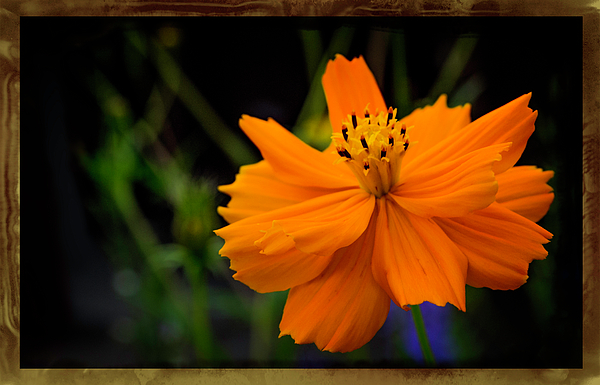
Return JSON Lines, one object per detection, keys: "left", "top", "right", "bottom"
{"left": 411, "top": 305, "right": 436, "bottom": 367}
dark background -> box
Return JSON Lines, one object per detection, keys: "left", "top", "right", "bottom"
{"left": 21, "top": 17, "right": 582, "bottom": 368}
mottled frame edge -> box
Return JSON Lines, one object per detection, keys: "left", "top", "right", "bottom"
{"left": 1, "top": 1, "right": 598, "bottom": 384}
{"left": 0, "top": 4, "right": 20, "bottom": 384}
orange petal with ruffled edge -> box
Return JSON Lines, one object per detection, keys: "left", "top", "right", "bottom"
{"left": 218, "top": 160, "right": 340, "bottom": 224}
{"left": 495, "top": 166, "right": 555, "bottom": 222}
{"left": 239, "top": 115, "right": 357, "bottom": 190}
{"left": 322, "top": 55, "right": 387, "bottom": 134}
{"left": 391, "top": 142, "right": 510, "bottom": 218}
{"left": 219, "top": 238, "right": 331, "bottom": 293}
{"left": 400, "top": 95, "right": 472, "bottom": 167}
{"left": 254, "top": 189, "right": 376, "bottom": 256}
{"left": 279, "top": 215, "right": 390, "bottom": 353}
{"left": 371, "top": 196, "right": 468, "bottom": 311}
{"left": 435, "top": 202, "right": 552, "bottom": 290}
{"left": 404, "top": 94, "right": 537, "bottom": 176}
{"left": 216, "top": 189, "right": 375, "bottom": 289}
{"left": 215, "top": 189, "right": 375, "bottom": 268}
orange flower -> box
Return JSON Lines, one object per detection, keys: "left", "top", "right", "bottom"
{"left": 215, "top": 55, "right": 554, "bottom": 353}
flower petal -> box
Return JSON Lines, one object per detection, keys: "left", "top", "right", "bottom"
{"left": 371, "top": 196, "right": 468, "bottom": 311}
{"left": 279, "top": 218, "right": 390, "bottom": 353}
{"left": 239, "top": 115, "right": 357, "bottom": 189}
{"left": 495, "top": 166, "right": 555, "bottom": 222}
{"left": 216, "top": 195, "right": 350, "bottom": 293}
{"left": 218, "top": 160, "right": 338, "bottom": 223}
{"left": 255, "top": 189, "right": 376, "bottom": 256}
{"left": 435, "top": 202, "right": 552, "bottom": 290}
{"left": 322, "top": 55, "right": 387, "bottom": 134}
{"left": 221, "top": 241, "right": 331, "bottom": 294}
{"left": 400, "top": 95, "right": 472, "bottom": 166}
{"left": 392, "top": 143, "right": 510, "bottom": 218}
{"left": 404, "top": 93, "right": 537, "bottom": 176}
{"left": 216, "top": 189, "right": 375, "bottom": 292}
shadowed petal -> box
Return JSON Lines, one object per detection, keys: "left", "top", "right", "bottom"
{"left": 400, "top": 95, "right": 472, "bottom": 166}
{"left": 222, "top": 242, "right": 332, "bottom": 294}
{"left": 322, "top": 55, "right": 387, "bottom": 134}
{"left": 404, "top": 93, "right": 537, "bottom": 176}
{"left": 218, "top": 160, "right": 342, "bottom": 223}
{"left": 392, "top": 143, "right": 510, "bottom": 217}
{"left": 255, "top": 190, "right": 376, "bottom": 256}
{"left": 435, "top": 202, "right": 552, "bottom": 290}
{"left": 495, "top": 166, "right": 555, "bottom": 222}
{"left": 279, "top": 217, "right": 390, "bottom": 352}
{"left": 239, "top": 115, "right": 357, "bottom": 189}
{"left": 371, "top": 196, "right": 468, "bottom": 311}
{"left": 216, "top": 190, "right": 375, "bottom": 291}
{"left": 217, "top": 192, "right": 363, "bottom": 293}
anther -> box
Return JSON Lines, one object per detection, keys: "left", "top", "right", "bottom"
{"left": 342, "top": 126, "right": 349, "bottom": 141}
{"left": 400, "top": 124, "right": 406, "bottom": 136}
{"left": 404, "top": 140, "right": 409, "bottom": 151}
{"left": 351, "top": 112, "right": 358, "bottom": 129}
{"left": 364, "top": 107, "right": 370, "bottom": 123}
{"left": 360, "top": 135, "right": 368, "bottom": 150}
{"left": 363, "top": 161, "right": 369, "bottom": 170}
{"left": 381, "top": 147, "right": 387, "bottom": 158}
{"left": 386, "top": 107, "right": 393, "bottom": 126}
{"left": 389, "top": 135, "right": 394, "bottom": 146}
{"left": 336, "top": 147, "right": 352, "bottom": 159}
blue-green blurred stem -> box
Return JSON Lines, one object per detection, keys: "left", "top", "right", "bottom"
{"left": 428, "top": 36, "right": 478, "bottom": 101}
{"left": 391, "top": 32, "right": 412, "bottom": 117}
{"left": 293, "top": 27, "right": 355, "bottom": 149}
{"left": 249, "top": 293, "right": 276, "bottom": 363}
{"left": 126, "top": 30, "right": 256, "bottom": 167}
{"left": 183, "top": 252, "right": 215, "bottom": 362}
{"left": 300, "top": 29, "right": 323, "bottom": 83}
{"left": 411, "top": 305, "right": 436, "bottom": 367}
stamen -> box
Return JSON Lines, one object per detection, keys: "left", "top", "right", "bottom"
{"left": 360, "top": 135, "right": 369, "bottom": 150}
{"left": 336, "top": 146, "right": 352, "bottom": 159}
{"left": 332, "top": 103, "right": 411, "bottom": 198}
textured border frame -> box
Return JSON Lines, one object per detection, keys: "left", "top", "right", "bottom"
{"left": 1, "top": 1, "right": 598, "bottom": 384}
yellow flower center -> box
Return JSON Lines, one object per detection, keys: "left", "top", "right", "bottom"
{"left": 333, "top": 105, "right": 411, "bottom": 198}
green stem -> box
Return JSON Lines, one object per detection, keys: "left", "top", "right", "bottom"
{"left": 411, "top": 305, "right": 436, "bottom": 367}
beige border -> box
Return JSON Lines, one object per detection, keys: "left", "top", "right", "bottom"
{"left": 2, "top": 1, "right": 598, "bottom": 384}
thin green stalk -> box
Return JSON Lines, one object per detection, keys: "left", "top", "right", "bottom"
{"left": 391, "top": 32, "right": 411, "bottom": 118}
{"left": 294, "top": 25, "right": 355, "bottom": 130}
{"left": 427, "top": 36, "right": 478, "bottom": 101}
{"left": 126, "top": 30, "right": 257, "bottom": 167}
{"left": 411, "top": 305, "right": 436, "bottom": 367}
{"left": 249, "top": 293, "right": 275, "bottom": 364}
{"left": 293, "top": 26, "right": 355, "bottom": 150}
{"left": 183, "top": 253, "right": 215, "bottom": 363}
{"left": 299, "top": 29, "right": 323, "bottom": 83}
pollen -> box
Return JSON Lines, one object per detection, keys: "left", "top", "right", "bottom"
{"left": 332, "top": 105, "right": 412, "bottom": 197}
